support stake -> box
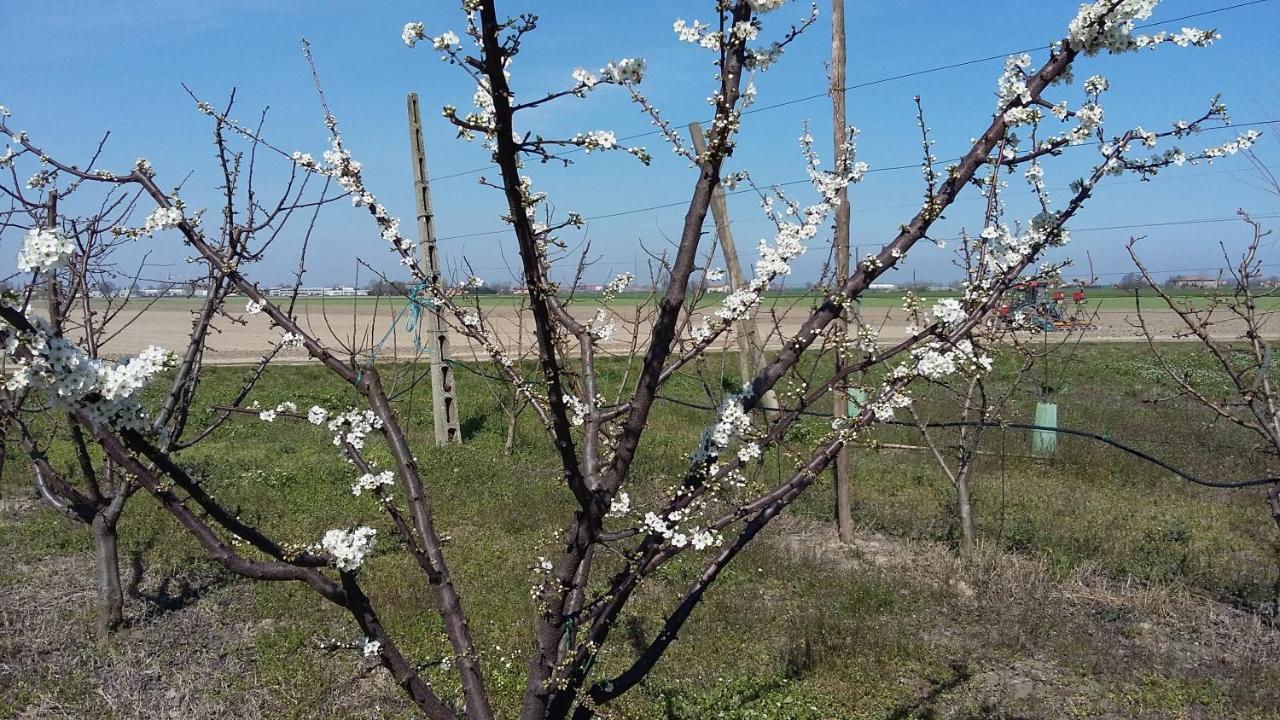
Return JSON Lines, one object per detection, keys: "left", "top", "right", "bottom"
{"left": 407, "top": 92, "right": 462, "bottom": 445}
{"left": 687, "top": 121, "right": 779, "bottom": 416}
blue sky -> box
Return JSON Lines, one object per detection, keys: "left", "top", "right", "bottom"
{"left": 4, "top": 0, "right": 1279, "bottom": 287}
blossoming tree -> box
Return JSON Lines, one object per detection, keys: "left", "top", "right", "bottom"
{"left": 0, "top": 0, "right": 1263, "bottom": 716}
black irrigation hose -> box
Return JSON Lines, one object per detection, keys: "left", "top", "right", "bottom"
{"left": 649, "top": 393, "right": 1279, "bottom": 490}
{"left": 429, "top": 368, "right": 1276, "bottom": 489}
{"left": 882, "top": 420, "right": 1277, "bottom": 490}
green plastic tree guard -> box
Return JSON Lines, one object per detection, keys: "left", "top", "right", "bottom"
{"left": 1032, "top": 401, "right": 1058, "bottom": 456}
{"left": 847, "top": 388, "right": 867, "bottom": 416}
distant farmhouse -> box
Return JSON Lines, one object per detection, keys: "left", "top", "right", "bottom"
{"left": 1168, "top": 275, "right": 1222, "bottom": 289}
{"left": 267, "top": 286, "right": 368, "bottom": 297}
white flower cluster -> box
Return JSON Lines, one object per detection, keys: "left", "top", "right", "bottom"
{"left": 1133, "top": 28, "right": 1220, "bottom": 50}
{"left": 16, "top": 227, "right": 73, "bottom": 273}
{"left": 1083, "top": 74, "right": 1110, "bottom": 95}
{"left": 979, "top": 214, "right": 1070, "bottom": 274}
{"left": 642, "top": 510, "right": 722, "bottom": 550}
{"left": 254, "top": 400, "right": 296, "bottom": 423}
{"left": 856, "top": 323, "right": 879, "bottom": 353}
{"left": 432, "top": 30, "right": 460, "bottom": 52}
{"left": 402, "top": 22, "right": 425, "bottom": 47}
{"left": 352, "top": 470, "right": 395, "bottom": 496}
{"left": 693, "top": 393, "right": 752, "bottom": 465}
{"left": 602, "top": 272, "right": 634, "bottom": 300}
{"left": 319, "top": 526, "right": 376, "bottom": 571}
{"left": 3, "top": 323, "right": 175, "bottom": 432}
{"left": 280, "top": 331, "right": 304, "bottom": 349}
{"left": 607, "top": 491, "right": 630, "bottom": 517}
{"left": 112, "top": 203, "right": 187, "bottom": 240}
{"left": 908, "top": 340, "right": 993, "bottom": 381}
{"left": 1200, "top": 129, "right": 1262, "bottom": 161}
{"left": 747, "top": 0, "right": 787, "bottom": 13}
{"left": 564, "top": 394, "right": 588, "bottom": 427}
{"left": 326, "top": 408, "right": 383, "bottom": 450}
{"left": 1067, "top": 0, "right": 1158, "bottom": 55}
{"left": 865, "top": 388, "right": 912, "bottom": 421}
{"left": 245, "top": 299, "right": 265, "bottom": 315}
{"left": 146, "top": 206, "right": 183, "bottom": 233}
{"left": 26, "top": 169, "right": 55, "bottom": 189}
{"left": 587, "top": 309, "right": 616, "bottom": 343}
{"left": 702, "top": 130, "right": 863, "bottom": 335}
{"left": 996, "top": 53, "right": 1033, "bottom": 115}
{"left": 602, "top": 58, "right": 646, "bottom": 84}
{"left": 289, "top": 129, "right": 416, "bottom": 269}
{"left": 930, "top": 298, "right": 968, "bottom": 328}
{"left": 307, "top": 405, "right": 328, "bottom": 425}
{"left": 1067, "top": 0, "right": 1219, "bottom": 56}
{"left": 572, "top": 130, "right": 617, "bottom": 153}
{"left": 363, "top": 638, "right": 381, "bottom": 658}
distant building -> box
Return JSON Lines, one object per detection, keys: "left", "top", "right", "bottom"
{"left": 1169, "top": 275, "right": 1221, "bottom": 289}
{"left": 868, "top": 283, "right": 898, "bottom": 291}
{"left": 268, "top": 286, "right": 368, "bottom": 297}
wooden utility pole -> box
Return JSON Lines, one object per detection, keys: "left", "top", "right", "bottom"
{"left": 831, "top": 0, "right": 854, "bottom": 543}
{"left": 687, "top": 122, "right": 779, "bottom": 415}
{"left": 407, "top": 92, "right": 462, "bottom": 445}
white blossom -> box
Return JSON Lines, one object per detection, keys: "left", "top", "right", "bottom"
{"left": 607, "top": 492, "right": 630, "bottom": 517}
{"left": 352, "top": 470, "right": 395, "bottom": 496}
{"left": 402, "top": 22, "right": 426, "bottom": 48}
{"left": 747, "top": 0, "right": 787, "bottom": 13}
{"left": 16, "top": 227, "right": 73, "bottom": 273}
{"left": 572, "top": 130, "right": 617, "bottom": 153}
{"left": 602, "top": 272, "right": 634, "bottom": 300}
{"left": 2, "top": 324, "right": 175, "bottom": 432}
{"left": 564, "top": 394, "right": 588, "bottom": 427}
{"left": 319, "top": 527, "right": 376, "bottom": 571}
{"left": 602, "top": 58, "right": 646, "bottom": 84}
{"left": 930, "top": 298, "right": 967, "bottom": 327}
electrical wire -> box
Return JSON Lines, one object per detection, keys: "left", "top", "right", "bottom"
{"left": 428, "top": 0, "right": 1275, "bottom": 184}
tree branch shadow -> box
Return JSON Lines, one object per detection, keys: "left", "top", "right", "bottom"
{"left": 885, "top": 660, "right": 972, "bottom": 720}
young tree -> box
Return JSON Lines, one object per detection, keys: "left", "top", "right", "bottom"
{"left": 0, "top": 0, "right": 1257, "bottom": 715}
{"left": 1129, "top": 212, "right": 1280, "bottom": 601}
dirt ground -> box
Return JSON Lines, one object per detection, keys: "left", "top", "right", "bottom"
{"left": 3, "top": 501, "right": 1275, "bottom": 719}
{"left": 82, "top": 301, "right": 1264, "bottom": 365}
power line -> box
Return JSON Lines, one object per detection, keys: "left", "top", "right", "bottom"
{"left": 428, "top": 0, "right": 1274, "bottom": 184}
{"left": 435, "top": 120, "right": 1278, "bottom": 242}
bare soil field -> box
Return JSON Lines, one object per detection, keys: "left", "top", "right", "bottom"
{"left": 84, "top": 301, "right": 1269, "bottom": 364}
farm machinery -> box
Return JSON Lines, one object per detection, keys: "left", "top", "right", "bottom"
{"left": 997, "top": 281, "right": 1097, "bottom": 332}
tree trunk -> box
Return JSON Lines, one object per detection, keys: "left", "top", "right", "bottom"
{"left": 955, "top": 462, "right": 976, "bottom": 556}
{"left": 1268, "top": 484, "right": 1280, "bottom": 611}
{"left": 504, "top": 406, "right": 519, "bottom": 457}
{"left": 91, "top": 514, "right": 124, "bottom": 636}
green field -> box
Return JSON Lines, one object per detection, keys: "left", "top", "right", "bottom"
{"left": 2, "top": 344, "right": 1278, "bottom": 718}
{"left": 137, "top": 286, "right": 1280, "bottom": 313}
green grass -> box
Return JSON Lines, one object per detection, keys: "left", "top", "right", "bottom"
{"left": 3, "top": 342, "right": 1279, "bottom": 717}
